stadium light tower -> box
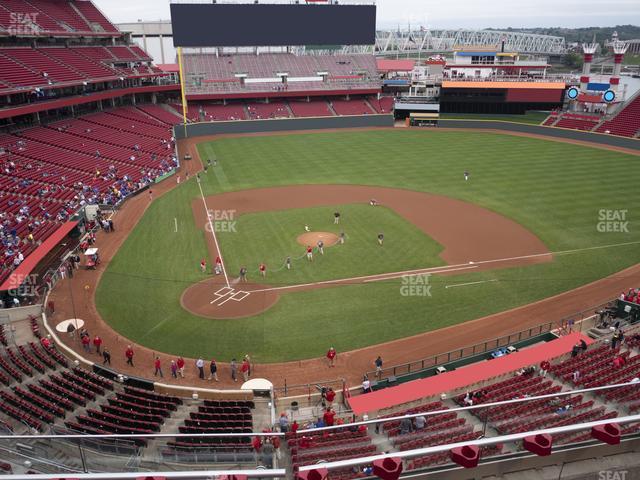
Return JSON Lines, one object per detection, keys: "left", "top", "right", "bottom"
{"left": 580, "top": 43, "right": 597, "bottom": 92}
{"left": 609, "top": 41, "right": 628, "bottom": 91}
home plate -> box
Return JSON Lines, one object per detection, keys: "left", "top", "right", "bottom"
{"left": 211, "top": 287, "right": 251, "bottom": 306}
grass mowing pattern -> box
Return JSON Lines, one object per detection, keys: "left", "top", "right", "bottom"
{"left": 217, "top": 204, "right": 445, "bottom": 285}
{"left": 96, "top": 130, "right": 640, "bottom": 362}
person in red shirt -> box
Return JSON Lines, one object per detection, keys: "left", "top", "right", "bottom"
{"left": 539, "top": 360, "right": 551, "bottom": 377}
{"left": 154, "top": 356, "right": 163, "bottom": 377}
{"left": 241, "top": 359, "right": 250, "bottom": 381}
{"left": 40, "top": 336, "right": 51, "bottom": 349}
{"left": 306, "top": 245, "right": 313, "bottom": 262}
{"left": 259, "top": 263, "right": 266, "bottom": 278}
{"left": 323, "top": 408, "right": 335, "bottom": 427}
{"left": 125, "top": 345, "right": 134, "bottom": 366}
{"left": 251, "top": 436, "right": 262, "bottom": 452}
{"left": 326, "top": 347, "right": 336, "bottom": 367}
{"left": 81, "top": 334, "right": 91, "bottom": 353}
{"left": 291, "top": 420, "right": 299, "bottom": 434}
{"left": 93, "top": 336, "right": 102, "bottom": 354}
{"left": 176, "top": 357, "right": 185, "bottom": 377}
{"left": 325, "top": 387, "right": 336, "bottom": 406}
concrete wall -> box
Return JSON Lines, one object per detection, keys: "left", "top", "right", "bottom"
{"left": 439, "top": 120, "right": 640, "bottom": 152}
{"left": 0, "top": 304, "right": 42, "bottom": 324}
{"left": 174, "top": 114, "right": 394, "bottom": 139}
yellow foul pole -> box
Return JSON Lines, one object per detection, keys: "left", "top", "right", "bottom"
{"left": 176, "top": 46, "right": 189, "bottom": 138}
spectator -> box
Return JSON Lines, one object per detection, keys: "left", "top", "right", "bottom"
{"left": 196, "top": 357, "right": 205, "bottom": 379}
{"left": 170, "top": 360, "right": 178, "bottom": 378}
{"left": 374, "top": 355, "right": 383, "bottom": 380}
{"left": 93, "top": 335, "right": 102, "bottom": 354}
{"left": 400, "top": 417, "right": 412, "bottom": 435}
{"left": 613, "top": 355, "right": 626, "bottom": 369}
{"left": 81, "top": 334, "right": 90, "bottom": 353}
{"left": 414, "top": 415, "right": 426, "bottom": 430}
{"left": 291, "top": 420, "right": 299, "bottom": 434}
{"left": 102, "top": 348, "right": 111, "bottom": 365}
{"left": 539, "top": 360, "right": 551, "bottom": 377}
{"left": 580, "top": 339, "right": 588, "bottom": 352}
{"left": 174, "top": 357, "right": 184, "bottom": 377}
{"left": 572, "top": 370, "right": 580, "bottom": 383}
{"left": 362, "top": 375, "right": 372, "bottom": 393}
{"left": 323, "top": 407, "right": 336, "bottom": 427}
{"left": 327, "top": 347, "right": 337, "bottom": 367}
{"left": 209, "top": 359, "right": 219, "bottom": 381}
{"left": 154, "top": 356, "right": 163, "bottom": 377}
{"left": 325, "top": 387, "right": 336, "bottom": 407}
{"left": 279, "top": 413, "right": 289, "bottom": 433}
{"left": 241, "top": 358, "right": 250, "bottom": 381}
{"left": 463, "top": 392, "right": 473, "bottom": 406}
{"left": 571, "top": 343, "right": 581, "bottom": 357}
{"left": 125, "top": 345, "right": 134, "bottom": 366}
{"left": 231, "top": 358, "right": 238, "bottom": 382}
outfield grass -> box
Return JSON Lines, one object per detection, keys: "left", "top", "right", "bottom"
{"left": 217, "top": 204, "right": 444, "bottom": 285}
{"left": 96, "top": 129, "right": 640, "bottom": 362}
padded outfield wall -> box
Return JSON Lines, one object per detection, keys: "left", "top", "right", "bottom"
{"left": 173, "top": 114, "right": 394, "bottom": 139}
{"left": 438, "top": 120, "right": 640, "bottom": 151}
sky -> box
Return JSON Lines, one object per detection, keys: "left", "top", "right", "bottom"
{"left": 93, "top": 0, "right": 640, "bottom": 29}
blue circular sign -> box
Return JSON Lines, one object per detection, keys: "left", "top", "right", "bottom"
{"left": 566, "top": 87, "right": 579, "bottom": 99}
{"left": 603, "top": 90, "right": 616, "bottom": 102}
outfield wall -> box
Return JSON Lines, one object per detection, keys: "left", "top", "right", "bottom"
{"left": 439, "top": 120, "right": 640, "bottom": 152}
{"left": 173, "top": 114, "right": 394, "bottom": 139}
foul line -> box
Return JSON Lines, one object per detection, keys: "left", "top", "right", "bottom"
{"left": 197, "top": 180, "right": 230, "bottom": 288}
{"left": 247, "top": 239, "right": 640, "bottom": 295}
{"left": 445, "top": 279, "right": 499, "bottom": 289}
{"left": 362, "top": 265, "right": 478, "bottom": 283}
{"left": 251, "top": 265, "right": 477, "bottom": 293}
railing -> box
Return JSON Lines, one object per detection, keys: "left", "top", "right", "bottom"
{"left": 364, "top": 321, "right": 554, "bottom": 382}
{"left": 1, "top": 380, "right": 638, "bottom": 476}
{"left": 365, "top": 299, "right": 618, "bottom": 382}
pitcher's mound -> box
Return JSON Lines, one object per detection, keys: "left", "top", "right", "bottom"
{"left": 297, "top": 231, "right": 339, "bottom": 247}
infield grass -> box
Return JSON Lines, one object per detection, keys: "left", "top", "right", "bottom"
{"left": 96, "top": 129, "right": 640, "bottom": 362}
{"left": 217, "top": 204, "right": 445, "bottom": 285}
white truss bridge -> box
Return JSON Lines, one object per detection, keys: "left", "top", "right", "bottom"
{"left": 341, "top": 29, "right": 567, "bottom": 56}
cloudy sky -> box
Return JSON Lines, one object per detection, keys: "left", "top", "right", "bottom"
{"left": 94, "top": 0, "right": 639, "bottom": 29}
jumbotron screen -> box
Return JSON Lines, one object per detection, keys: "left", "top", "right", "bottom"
{"left": 170, "top": 3, "right": 377, "bottom": 47}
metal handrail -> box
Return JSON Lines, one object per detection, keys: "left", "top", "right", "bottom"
{"left": 365, "top": 299, "right": 617, "bottom": 382}
{"left": 3, "top": 380, "right": 638, "bottom": 441}
{"left": 298, "top": 413, "right": 640, "bottom": 472}
{"left": 0, "top": 470, "right": 286, "bottom": 480}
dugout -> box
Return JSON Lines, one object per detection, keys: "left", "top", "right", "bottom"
{"left": 409, "top": 112, "right": 439, "bottom": 127}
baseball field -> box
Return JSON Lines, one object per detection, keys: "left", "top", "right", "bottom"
{"left": 95, "top": 129, "right": 640, "bottom": 363}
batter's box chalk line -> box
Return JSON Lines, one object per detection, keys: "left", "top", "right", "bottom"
{"left": 210, "top": 287, "right": 252, "bottom": 306}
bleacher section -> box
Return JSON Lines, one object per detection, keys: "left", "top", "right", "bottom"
{"left": 596, "top": 94, "right": 640, "bottom": 138}
{"left": 554, "top": 113, "right": 600, "bottom": 131}
{"left": 330, "top": 98, "right": 374, "bottom": 116}
{"left": 169, "top": 96, "right": 394, "bottom": 122}
{"left": 0, "top": 104, "right": 176, "bottom": 285}
{"left": 183, "top": 53, "right": 380, "bottom": 98}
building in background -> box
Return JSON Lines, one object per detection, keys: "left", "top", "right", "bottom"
{"left": 117, "top": 21, "right": 175, "bottom": 65}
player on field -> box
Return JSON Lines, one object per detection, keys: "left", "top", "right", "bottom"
{"left": 306, "top": 245, "right": 313, "bottom": 261}
{"left": 377, "top": 232, "right": 384, "bottom": 246}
